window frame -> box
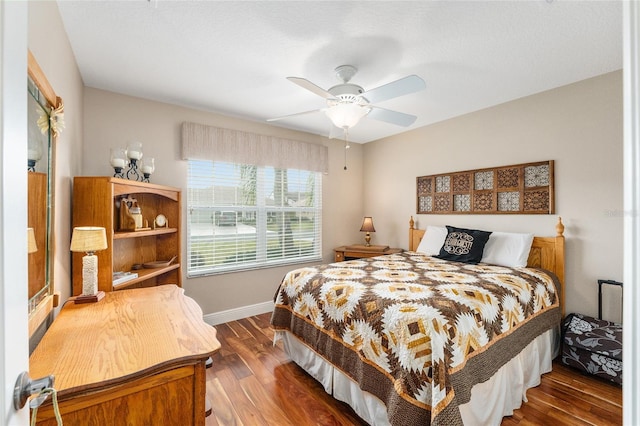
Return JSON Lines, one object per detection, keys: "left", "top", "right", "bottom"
{"left": 186, "top": 160, "right": 323, "bottom": 277}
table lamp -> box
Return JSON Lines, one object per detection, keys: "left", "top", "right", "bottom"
{"left": 360, "top": 217, "right": 376, "bottom": 247}
{"left": 70, "top": 226, "right": 107, "bottom": 302}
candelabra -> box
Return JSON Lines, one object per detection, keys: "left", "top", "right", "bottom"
{"left": 110, "top": 142, "right": 154, "bottom": 182}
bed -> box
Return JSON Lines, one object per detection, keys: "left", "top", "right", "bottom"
{"left": 271, "top": 218, "right": 565, "bottom": 425}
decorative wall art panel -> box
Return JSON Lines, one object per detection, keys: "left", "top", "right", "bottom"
{"left": 416, "top": 160, "right": 555, "bottom": 214}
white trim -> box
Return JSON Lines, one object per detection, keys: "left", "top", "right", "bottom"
{"left": 1, "top": 1, "right": 29, "bottom": 423}
{"left": 204, "top": 300, "right": 274, "bottom": 326}
{"left": 623, "top": 1, "right": 640, "bottom": 425}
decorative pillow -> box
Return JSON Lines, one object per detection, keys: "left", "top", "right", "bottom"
{"left": 436, "top": 226, "right": 492, "bottom": 264}
{"left": 481, "top": 231, "right": 534, "bottom": 268}
{"left": 415, "top": 225, "right": 448, "bottom": 255}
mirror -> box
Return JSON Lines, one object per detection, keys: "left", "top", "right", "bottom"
{"left": 27, "top": 50, "right": 60, "bottom": 337}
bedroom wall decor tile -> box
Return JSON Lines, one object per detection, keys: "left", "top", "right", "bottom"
{"left": 417, "top": 177, "right": 432, "bottom": 196}
{"left": 434, "top": 194, "right": 451, "bottom": 212}
{"left": 524, "top": 189, "right": 550, "bottom": 211}
{"left": 474, "top": 171, "right": 494, "bottom": 190}
{"left": 416, "top": 160, "right": 554, "bottom": 214}
{"left": 498, "top": 191, "right": 520, "bottom": 211}
{"left": 525, "top": 164, "right": 550, "bottom": 187}
{"left": 454, "top": 194, "right": 471, "bottom": 212}
{"left": 419, "top": 196, "right": 433, "bottom": 212}
{"left": 473, "top": 192, "right": 494, "bottom": 211}
{"left": 453, "top": 174, "right": 471, "bottom": 192}
{"left": 497, "top": 168, "right": 519, "bottom": 188}
{"left": 436, "top": 176, "right": 450, "bottom": 193}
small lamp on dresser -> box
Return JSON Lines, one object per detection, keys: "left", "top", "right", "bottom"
{"left": 360, "top": 217, "right": 376, "bottom": 247}
{"left": 70, "top": 226, "right": 108, "bottom": 303}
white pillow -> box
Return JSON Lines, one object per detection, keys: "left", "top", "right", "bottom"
{"left": 481, "top": 231, "right": 534, "bottom": 268}
{"left": 416, "top": 226, "right": 448, "bottom": 255}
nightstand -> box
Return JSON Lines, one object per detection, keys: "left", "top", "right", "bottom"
{"left": 334, "top": 244, "right": 403, "bottom": 262}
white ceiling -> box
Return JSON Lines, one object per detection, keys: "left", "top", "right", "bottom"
{"left": 57, "top": 0, "right": 622, "bottom": 144}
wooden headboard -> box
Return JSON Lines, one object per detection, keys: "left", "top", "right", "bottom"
{"left": 408, "top": 217, "right": 566, "bottom": 316}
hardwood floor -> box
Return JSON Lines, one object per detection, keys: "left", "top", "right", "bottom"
{"left": 206, "top": 313, "right": 622, "bottom": 426}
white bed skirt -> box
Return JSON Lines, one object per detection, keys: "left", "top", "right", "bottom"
{"left": 275, "top": 328, "right": 559, "bottom": 426}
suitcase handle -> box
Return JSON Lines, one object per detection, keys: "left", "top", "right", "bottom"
{"left": 598, "top": 279, "right": 623, "bottom": 319}
{"left": 598, "top": 279, "right": 623, "bottom": 287}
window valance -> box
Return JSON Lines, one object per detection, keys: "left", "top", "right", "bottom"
{"left": 181, "top": 122, "right": 328, "bottom": 173}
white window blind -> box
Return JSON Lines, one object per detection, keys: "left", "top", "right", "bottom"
{"left": 187, "top": 160, "right": 322, "bottom": 276}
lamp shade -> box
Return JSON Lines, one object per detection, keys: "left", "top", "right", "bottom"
{"left": 325, "top": 103, "right": 370, "bottom": 129}
{"left": 360, "top": 217, "right": 376, "bottom": 233}
{"left": 27, "top": 228, "right": 38, "bottom": 254}
{"left": 70, "top": 227, "right": 108, "bottom": 253}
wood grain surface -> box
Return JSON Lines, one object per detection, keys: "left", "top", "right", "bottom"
{"left": 30, "top": 285, "right": 220, "bottom": 425}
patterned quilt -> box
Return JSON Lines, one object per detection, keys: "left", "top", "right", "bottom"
{"left": 271, "top": 252, "right": 561, "bottom": 426}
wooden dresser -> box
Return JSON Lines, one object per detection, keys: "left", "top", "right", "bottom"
{"left": 29, "top": 285, "right": 220, "bottom": 425}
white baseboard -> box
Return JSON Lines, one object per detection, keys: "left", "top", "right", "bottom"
{"left": 204, "top": 300, "right": 275, "bottom": 326}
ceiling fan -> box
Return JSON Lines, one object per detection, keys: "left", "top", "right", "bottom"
{"left": 268, "top": 65, "right": 426, "bottom": 132}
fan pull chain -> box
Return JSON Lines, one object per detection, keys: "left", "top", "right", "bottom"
{"left": 344, "top": 140, "right": 347, "bottom": 170}
{"left": 343, "top": 127, "right": 350, "bottom": 171}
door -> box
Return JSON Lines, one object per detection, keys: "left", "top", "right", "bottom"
{"left": 1, "top": 2, "right": 30, "bottom": 425}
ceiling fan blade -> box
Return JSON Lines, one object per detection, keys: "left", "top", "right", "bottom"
{"left": 368, "top": 106, "right": 417, "bottom": 127}
{"left": 266, "top": 108, "right": 323, "bottom": 122}
{"left": 362, "top": 75, "right": 426, "bottom": 104}
{"left": 287, "top": 77, "right": 335, "bottom": 99}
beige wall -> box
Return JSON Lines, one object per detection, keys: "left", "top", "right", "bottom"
{"left": 28, "top": 1, "right": 85, "bottom": 308}
{"left": 364, "top": 71, "right": 623, "bottom": 321}
{"left": 82, "top": 88, "right": 364, "bottom": 315}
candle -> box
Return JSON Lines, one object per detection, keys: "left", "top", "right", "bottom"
{"left": 141, "top": 157, "right": 155, "bottom": 176}
{"left": 127, "top": 142, "right": 143, "bottom": 161}
{"left": 28, "top": 148, "right": 41, "bottom": 161}
{"left": 111, "top": 158, "right": 126, "bottom": 168}
{"left": 128, "top": 150, "right": 142, "bottom": 161}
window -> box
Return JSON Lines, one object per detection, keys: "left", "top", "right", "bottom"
{"left": 187, "top": 160, "right": 322, "bottom": 276}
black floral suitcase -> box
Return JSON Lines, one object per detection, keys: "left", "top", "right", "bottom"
{"left": 561, "top": 279, "right": 622, "bottom": 385}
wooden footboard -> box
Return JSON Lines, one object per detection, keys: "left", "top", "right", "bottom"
{"left": 408, "top": 217, "right": 566, "bottom": 316}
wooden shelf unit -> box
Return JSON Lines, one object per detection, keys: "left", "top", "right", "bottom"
{"left": 72, "top": 177, "right": 182, "bottom": 295}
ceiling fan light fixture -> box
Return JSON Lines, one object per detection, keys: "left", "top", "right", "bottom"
{"left": 325, "top": 103, "right": 370, "bottom": 129}
{"left": 269, "top": 66, "right": 424, "bottom": 131}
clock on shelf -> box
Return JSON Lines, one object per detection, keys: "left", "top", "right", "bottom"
{"left": 154, "top": 214, "right": 167, "bottom": 229}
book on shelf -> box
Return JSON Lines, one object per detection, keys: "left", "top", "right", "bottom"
{"left": 113, "top": 271, "right": 138, "bottom": 286}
